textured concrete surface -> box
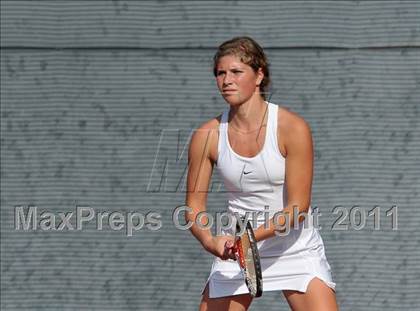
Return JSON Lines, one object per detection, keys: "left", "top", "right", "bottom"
{"left": 1, "top": 1, "right": 419, "bottom": 310}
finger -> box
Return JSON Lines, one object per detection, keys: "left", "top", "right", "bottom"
{"left": 222, "top": 243, "right": 233, "bottom": 260}
{"left": 221, "top": 244, "right": 228, "bottom": 260}
{"left": 224, "top": 246, "right": 235, "bottom": 260}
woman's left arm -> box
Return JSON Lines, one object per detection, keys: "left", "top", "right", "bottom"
{"left": 254, "top": 112, "right": 314, "bottom": 242}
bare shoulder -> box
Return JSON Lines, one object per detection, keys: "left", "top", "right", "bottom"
{"left": 189, "top": 114, "right": 222, "bottom": 163}
{"left": 191, "top": 115, "right": 221, "bottom": 141}
{"left": 196, "top": 115, "right": 221, "bottom": 132}
{"left": 277, "top": 106, "right": 313, "bottom": 156}
{"left": 278, "top": 106, "right": 311, "bottom": 132}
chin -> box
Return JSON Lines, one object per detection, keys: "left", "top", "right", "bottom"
{"left": 223, "top": 95, "right": 246, "bottom": 106}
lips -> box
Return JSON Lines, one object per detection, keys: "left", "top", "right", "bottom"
{"left": 222, "top": 89, "right": 238, "bottom": 94}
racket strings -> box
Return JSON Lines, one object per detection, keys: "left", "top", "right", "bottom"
{"left": 238, "top": 234, "right": 259, "bottom": 295}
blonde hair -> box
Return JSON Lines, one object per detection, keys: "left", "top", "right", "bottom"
{"left": 213, "top": 36, "right": 271, "bottom": 100}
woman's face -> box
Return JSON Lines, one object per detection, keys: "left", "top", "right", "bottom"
{"left": 215, "top": 54, "right": 263, "bottom": 106}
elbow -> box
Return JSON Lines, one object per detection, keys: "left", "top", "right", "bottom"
{"left": 289, "top": 200, "right": 310, "bottom": 214}
{"left": 287, "top": 200, "right": 310, "bottom": 224}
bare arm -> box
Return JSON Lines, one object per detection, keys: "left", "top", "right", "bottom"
{"left": 254, "top": 113, "right": 314, "bottom": 241}
{"left": 185, "top": 125, "right": 215, "bottom": 247}
{"left": 185, "top": 122, "right": 236, "bottom": 259}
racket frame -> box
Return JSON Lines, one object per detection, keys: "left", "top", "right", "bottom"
{"left": 235, "top": 219, "right": 263, "bottom": 297}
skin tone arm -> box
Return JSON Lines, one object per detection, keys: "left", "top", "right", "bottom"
{"left": 254, "top": 111, "right": 314, "bottom": 242}
{"left": 185, "top": 123, "right": 236, "bottom": 260}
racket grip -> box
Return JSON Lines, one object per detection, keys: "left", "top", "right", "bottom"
{"left": 235, "top": 239, "right": 245, "bottom": 268}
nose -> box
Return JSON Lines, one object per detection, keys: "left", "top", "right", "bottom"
{"left": 222, "top": 72, "right": 234, "bottom": 87}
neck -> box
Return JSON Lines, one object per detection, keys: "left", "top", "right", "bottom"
{"left": 228, "top": 97, "right": 268, "bottom": 132}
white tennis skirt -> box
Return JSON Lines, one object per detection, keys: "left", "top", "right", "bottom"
{"left": 202, "top": 229, "right": 336, "bottom": 298}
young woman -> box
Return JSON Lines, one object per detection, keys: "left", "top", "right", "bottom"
{"left": 185, "top": 36, "right": 338, "bottom": 311}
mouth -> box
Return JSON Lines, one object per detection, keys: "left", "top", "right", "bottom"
{"left": 222, "top": 89, "right": 238, "bottom": 94}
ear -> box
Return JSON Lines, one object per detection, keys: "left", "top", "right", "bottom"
{"left": 256, "top": 68, "right": 264, "bottom": 86}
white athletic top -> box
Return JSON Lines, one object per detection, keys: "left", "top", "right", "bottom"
{"left": 216, "top": 101, "right": 319, "bottom": 257}
{"left": 205, "top": 101, "right": 336, "bottom": 298}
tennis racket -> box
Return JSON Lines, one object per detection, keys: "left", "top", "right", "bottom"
{"left": 234, "top": 218, "right": 263, "bottom": 297}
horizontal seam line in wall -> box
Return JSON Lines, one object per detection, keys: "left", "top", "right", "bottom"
{"left": 1, "top": 46, "right": 420, "bottom": 51}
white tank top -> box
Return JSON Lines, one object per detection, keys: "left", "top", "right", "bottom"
{"left": 216, "top": 101, "right": 321, "bottom": 257}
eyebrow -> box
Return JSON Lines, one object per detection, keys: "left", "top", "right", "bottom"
{"left": 217, "top": 67, "right": 244, "bottom": 73}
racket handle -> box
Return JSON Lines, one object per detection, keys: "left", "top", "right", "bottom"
{"left": 235, "top": 239, "right": 245, "bottom": 268}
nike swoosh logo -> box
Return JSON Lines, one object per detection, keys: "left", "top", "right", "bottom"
{"left": 243, "top": 171, "right": 252, "bottom": 175}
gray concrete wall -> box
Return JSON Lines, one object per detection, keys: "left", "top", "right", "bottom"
{"left": 1, "top": 1, "right": 419, "bottom": 310}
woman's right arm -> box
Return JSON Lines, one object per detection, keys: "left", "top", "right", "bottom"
{"left": 185, "top": 122, "right": 235, "bottom": 260}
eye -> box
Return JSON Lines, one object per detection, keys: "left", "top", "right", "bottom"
{"left": 216, "top": 70, "right": 225, "bottom": 76}
{"left": 232, "top": 70, "right": 242, "bottom": 74}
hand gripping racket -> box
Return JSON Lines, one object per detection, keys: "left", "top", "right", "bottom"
{"left": 234, "top": 219, "right": 263, "bottom": 297}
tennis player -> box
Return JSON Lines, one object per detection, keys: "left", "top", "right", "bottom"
{"left": 185, "top": 36, "right": 338, "bottom": 311}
